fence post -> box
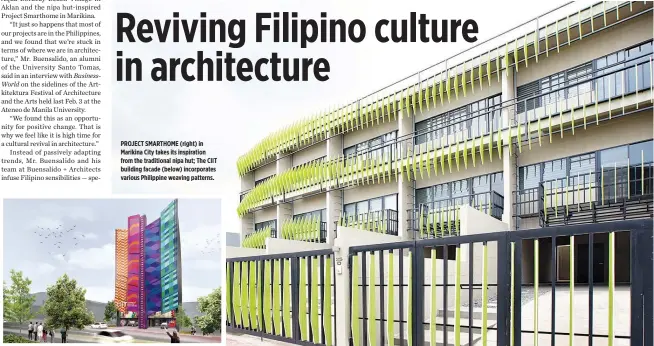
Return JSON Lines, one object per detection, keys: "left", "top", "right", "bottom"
{"left": 291, "top": 257, "right": 300, "bottom": 342}
{"left": 496, "top": 233, "right": 511, "bottom": 346}
{"left": 412, "top": 244, "right": 425, "bottom": 346}
{"left": 332, "top": 240, "right": 351, "bottom": 346}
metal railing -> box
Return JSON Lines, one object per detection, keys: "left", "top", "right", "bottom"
{"left": 226, "top": 250, "right": 336, "bottom": 346}
{"left": 515, "top": 163, "right": 654, "bottom": 226}
{"left": 411, "top": 191, "right": 504, "bottom": 239}
{"left": 338, "top": 209, "right": 399, "bottom": 236}
{"left": 279, "top": 220, "right": 327, "bottom": 243}
{"left": 348, "top": 219, "right": 653, "bottom": 346}
{"left": 238, "top": 2, "right": 651, "bottom": 177}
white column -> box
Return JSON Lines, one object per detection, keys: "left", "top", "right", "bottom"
{"left": 397, "top": 107, "right": 414, "bottom": 239}
{"left": 239, "top": 171, "right": 255, "bottom": 241}
{"left": 502, "top": 58, "right": 517, "bottom": 230}
{"left": 276, "top": 153, "right": 293, "bottom": 233}
{"left": 326, "top": 133, "right": 343, "bottom": 244}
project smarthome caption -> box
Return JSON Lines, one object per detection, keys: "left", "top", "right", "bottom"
{"left": 2, "top": 199, "right": 222, "bottom": 343}
{"left": 227, "top": 2, "right": 653, "bottom": 346}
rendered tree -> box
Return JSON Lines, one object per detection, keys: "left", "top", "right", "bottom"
{"left": 175, "top": 306, "right": 192, "bottom": 329}
{"left": 196, "top": 288, "right": 221, "bottom": 335}
{"left": 103, "top": 301, "right": 117, "bottom": 323}
{"left": 42, "top": 274, "right": 94, "bottom": 332}
{"left": 5, "top": 270, "right": 36, "bottom": 334}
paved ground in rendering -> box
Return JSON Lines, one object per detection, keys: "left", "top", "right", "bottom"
{"left": 4, "top": 323, "right": 221, "bottom": 343}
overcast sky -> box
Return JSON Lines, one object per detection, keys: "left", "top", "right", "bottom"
{"left": 3, "top": 199, "right": 221, "bottom": 303}
{"left": 110, "top": 0, "right": 572, "bottom": 235}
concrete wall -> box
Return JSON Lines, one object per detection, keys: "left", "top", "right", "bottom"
{"left": 292, "top": 193, "right": 326, "bottom": 215}
{"left": 343, "top": 119, "right": 398, "bottom": 148}
{"left": 413, "top": 81, "right": 503, "bottom": 124}
{"left": 266, "top": 238, "right": 331, "bottom": 254}
{"left": 343, "top": 181, "right": 398, "bottom": 205}
{"left": 292, "top": 141, "right": 326, "bottom": 166}
{"left": 516, "top": 14, "right": 653, "bottom": 86}
{"left": 253, "top": 206, "right": 276, "bottom": 224}
{"left": 226, "top": 246, "right": 266, "bottom": 258}
{"left": 254, "top": 161, "right": 276, "bottom": 181}
{"left": 519, "top": 110, "right": 653, "bottom": 166}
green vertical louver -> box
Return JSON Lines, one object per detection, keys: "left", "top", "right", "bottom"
{"left": 249, "top": 261, "right": 257, "bottom": 330}
{"left": 351, "top": 255, "right": 361, "bottom": 346}
{"left": 273, "top": 259, "right": 282, "bottom": 336}
{"left": 324, "top": 257, "right": 333, "bottom": 346}
{"left": 311, "top": 257, "right": 320, "bottom": 343}
{"left": 283, "top": 259, "right": 292, "bottom": 337}
{"left": 387, "top": 251, "right": 395, "bottom": 346}
{"left": 369, "top": 253, "right": 377, "bottom": 345}
{"left": 241, "top": 262, "right": 250, "bottom": 328}
{"left": 299, "top": 257, "right": 308, "bottom": 341}
{"left": 264, "top": 260, "right": 272, "bottom": 333}
{"left": 233, "top": 262, "right": 242, "bottom": 327}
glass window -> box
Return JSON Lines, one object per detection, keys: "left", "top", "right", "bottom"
{"left": 255, "top": 220, "right": 276, "bottom": 231}
{"left": 543, "top": 158, "right": 568, "bottom": 184}
{"left": 344, "top": 203, "right": 356, "bottom": 217}
{"left": 255, "top": 175, "right": 274, "bottom": 186}
{"left": 415, "top": 95, "right": 501, "bottom": 146}
{"left": 600, "top": 145, "right": 629, "bottom": 167}
{"left": 415, "top": 187, "right": 432, "bottom": 207}
{"left": 356, "top": 201, "right": 369, "bottom": 214}
{"left": 369, "top": 198, "right": 383, "bottom": 212}
{"left": 384, "top": 195, "right": 398, "bottom": 211}
{"left": 629, "top": 140, "right": 654, "bottom": 165}
{"left": 294, "top": 209, "right": 326, "bottom": 222}
{"left": 519, "top": 164, "right": 541, "bottom": 190}
{"left": 344, "top": 131, "right": 397, "bottom": 161}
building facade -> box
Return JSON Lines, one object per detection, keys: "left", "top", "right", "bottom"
{"left": 114, "top": 199, "right": 182, "bottom": 328}
{"left": 236, "top": 2, "right": 653, "bottom": 285}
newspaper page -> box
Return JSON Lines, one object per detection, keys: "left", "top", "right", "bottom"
{"left": 2, "top": 0, "right": 654, "bottom": 345}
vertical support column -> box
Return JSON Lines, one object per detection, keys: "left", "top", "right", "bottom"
{"left": 240, "top": 171, "right": 255, "bottom": 241}
{"left": 326, "top": 133, "right": 343, "bottom": 244}
{"left": 397, "top": 106, "right": 414, "bottom": 239}
{"left": 502, "top": 59, "right": 518, "bottom": 230}
{"left": 277, "top": 154, "right": 293, "bottom": 235}
{"left": 332, "top": 238, "right": 350, "bottom": 346}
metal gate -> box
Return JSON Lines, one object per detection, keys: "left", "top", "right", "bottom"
{"left": 349, "top": 219, "right": 653, "bottom": 346}
{"left": 226, "top": 249, "right": 336, "bottom": 345}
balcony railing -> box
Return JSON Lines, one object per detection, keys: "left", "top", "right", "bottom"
{"left": 411, "top": 191, "right": 504, "bottom": 239}
{"left": 242, "top": 227, "right": 272, "bottom": 249}
{"left": 236, "top": 2, "right": 651, "bottom": 177}
{"left": 338, "top": 209, "right": 399, "bottom": 236}
{"left": 515, "top": 163, "right": 654, "bottom": 226}
{"left": 237, "top": 53, "right": 654, "bottom": 216}
{"left": 279, "top": 219, "right": 327, "bottom": 243}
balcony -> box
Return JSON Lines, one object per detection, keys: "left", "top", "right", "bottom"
{"left": 410, "top": 191, "right": 504, "bottom": 239}
{"left": 515, "top": 164, "right": 654, "bottom": 227}
{"left": 242, "top": 227, "right": 272, "bottom": 249}
{"left": 237, "top": 50, "right": 653, "bottom": 217}
{"left": 279, "top": 219, "right": 327, "bottom": 243}
{"left": 338, "top": 209, "right": 399, "bottom": 236}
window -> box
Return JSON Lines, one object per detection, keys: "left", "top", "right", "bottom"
{"left": 415, "top": 94, "right": 501, "bottom": 146}
{"left": 517, "top": 41, "right": 652, "bottom": 115}
{"left": 294, "top": 156, "right": 326, "bottom": 168}
{"left": 415, "top": 172, "right": 503, "bottom": 210}
{"left": 255, "top": 175, "right": 274, "bottom": 186}
{"left": 344, "top": 131, "right": 397, "bottom": 161}
{"left": 344, "top": 194, "right": 398, "bottom": 217}
{"left": 518, "top": 140, "right": 653, "bottom": 197}
{"left": 293, "top": 209, "right": 326, "bottom": 222}
{"left": 255, "top": 220, "right": 276, "bottom": 232}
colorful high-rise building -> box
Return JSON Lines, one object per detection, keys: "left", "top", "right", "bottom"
{"left": 114, "top": 199, "right": 182, "bottom": 329}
